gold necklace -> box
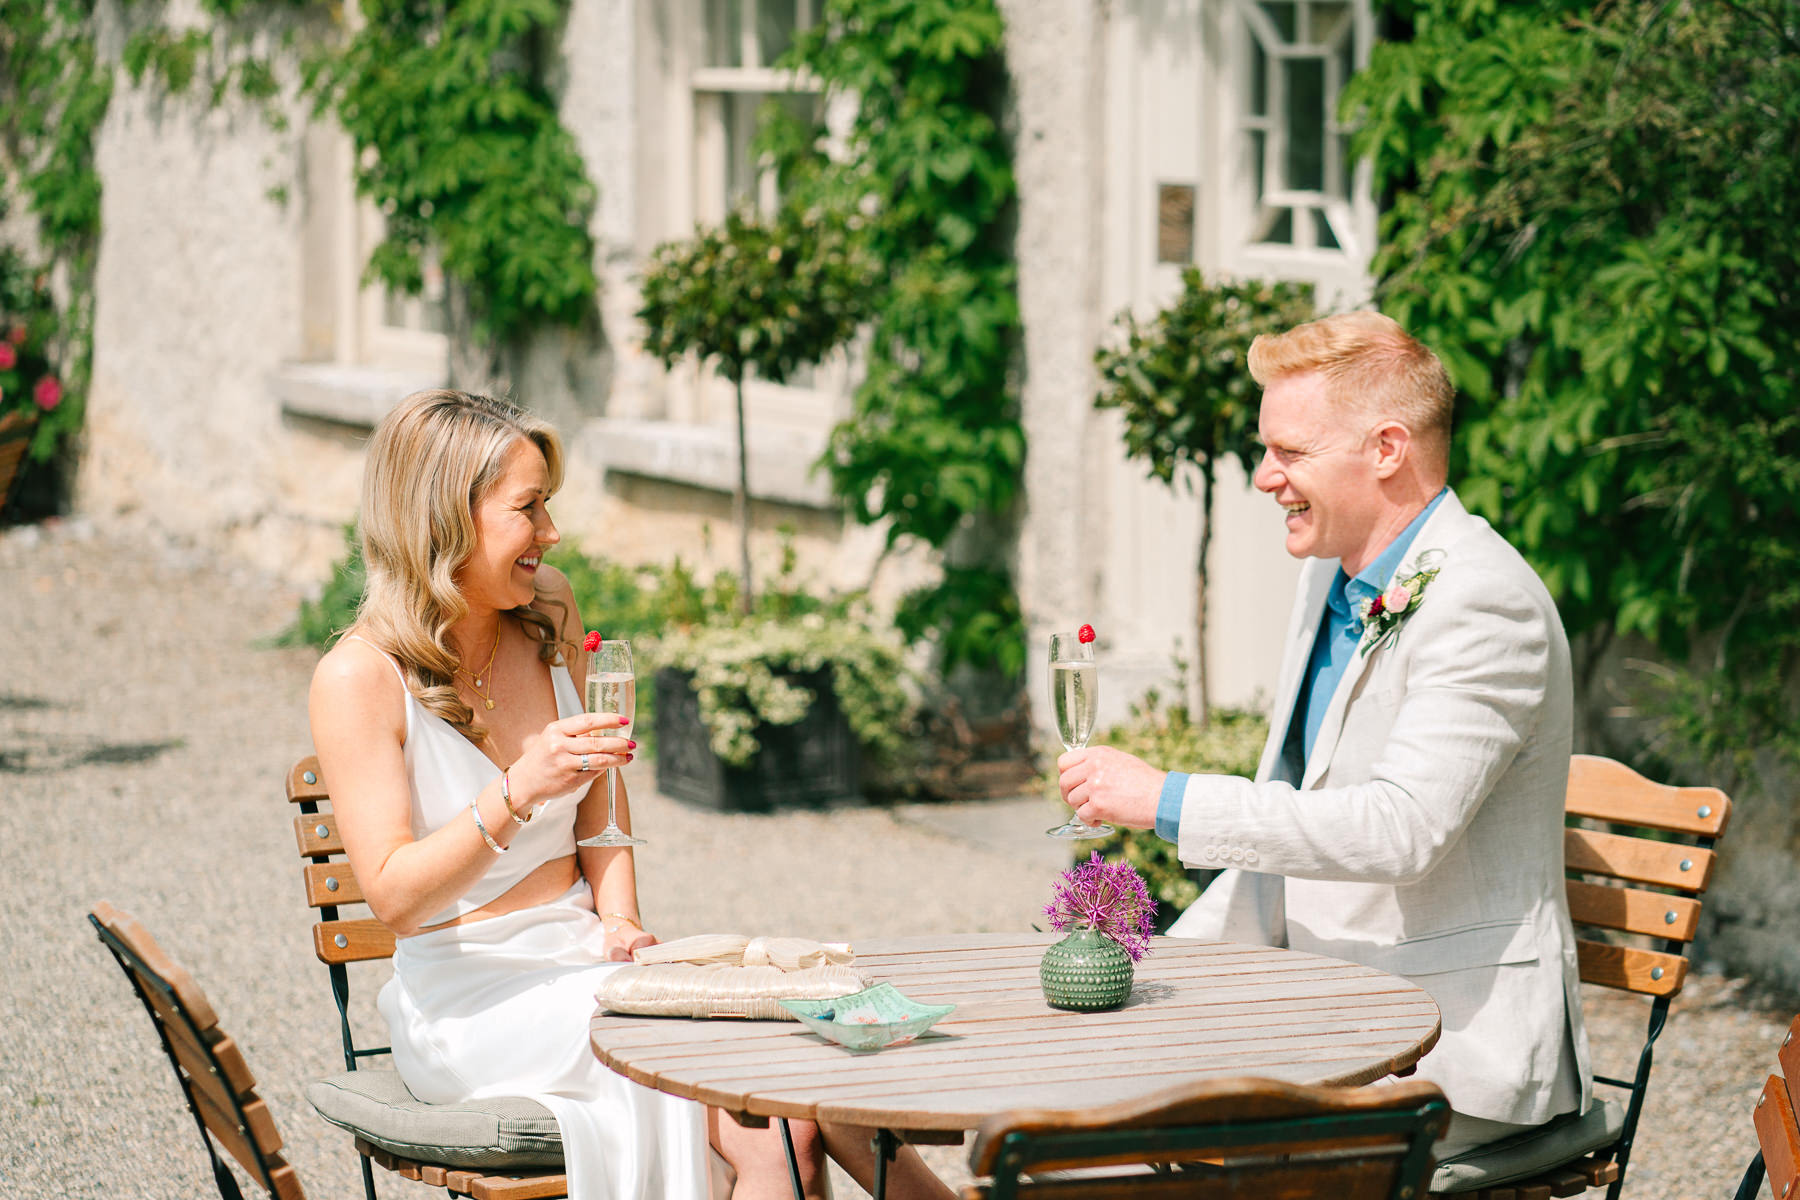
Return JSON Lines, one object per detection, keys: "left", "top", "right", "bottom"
{"left": 455, "top": 620, "right": 502, "bottom": 711}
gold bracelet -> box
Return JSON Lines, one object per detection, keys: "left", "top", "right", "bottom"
{"left": 601, "top": 912, "right": 642, "bottom": 929}
{"left": 501, "top": 770, "right": 531, "bottom": 826}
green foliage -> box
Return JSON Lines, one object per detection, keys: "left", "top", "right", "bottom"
{"left": 1095, "top": 271, "right": 1315, "bottom": 491}
{"left": 637, "top": 207, "right": 869, "bottom": 387}
{"left": 1348, "top": 0, "right": 1800, "bottom": 761}
{"left": 895, "top": 564, "right": 1025, "bottom": 680}
{"left": 1070, "top": 691, "right": 1268, "bottom": 925}
{"left": 769, "top": 0, "right": 1025, "bottom": 677}
{"left": 0, "top": 0, "right": 110, "bottom": 480}
{"left": 309, "top": 0, "right": 599, "bottom": 344}
{"left": 277, "top": 524, "right": 366, "bottom": 648}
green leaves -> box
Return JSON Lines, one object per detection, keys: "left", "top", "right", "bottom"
{"left": 1357, "top": 0, "right": 1800, "bottom": 753}
{"left": 769, "top": 0, "right": 1025, "bottom": 678}
{"left": 314, "top": 0, "right": 599, "bottom": 343}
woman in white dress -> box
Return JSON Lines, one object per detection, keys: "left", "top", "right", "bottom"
{"left": 309, "top": 389, "right": 951, "bottom": 1200}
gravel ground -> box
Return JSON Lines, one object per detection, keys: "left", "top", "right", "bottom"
{"left": 2, "top": 519, "right": 1791, "bottom": 1199}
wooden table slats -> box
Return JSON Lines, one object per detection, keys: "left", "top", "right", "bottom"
{"left": 592, "top": 935, "right": 1441, "bottom": 1135}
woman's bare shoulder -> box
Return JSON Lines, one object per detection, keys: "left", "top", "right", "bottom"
{"left": 311, "top": 631, "right": 406, "bottom": 711}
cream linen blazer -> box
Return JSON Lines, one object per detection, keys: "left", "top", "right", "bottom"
{"left": 1166, "top": 490, "right": 1593, "bottom": 1125}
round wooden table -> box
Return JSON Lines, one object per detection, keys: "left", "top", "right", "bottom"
{"left": 590, "top": 933, "right": 1440, "bottom": 1162}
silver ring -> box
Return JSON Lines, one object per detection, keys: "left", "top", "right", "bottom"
{"left": 579, "top": 754, "right": 591, "bottom": 772}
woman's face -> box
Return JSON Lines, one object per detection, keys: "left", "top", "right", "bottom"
{"left": 457, "top": 437, "right": 559, "bottom": 612}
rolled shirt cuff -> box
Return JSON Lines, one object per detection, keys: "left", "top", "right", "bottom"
{"left": 1155, "top": 772, "right": 1189, "bottom": 843}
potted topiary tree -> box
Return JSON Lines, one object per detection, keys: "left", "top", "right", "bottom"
{"left": 1094, "top": 270, "right": 1315, "bottom": 726}
{"left": 636, "top": 204, "right": 868, "bottom": 611}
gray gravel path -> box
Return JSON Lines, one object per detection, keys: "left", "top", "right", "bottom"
{"left": 2, "top": 520, "right": 1790, "bottom": 1199}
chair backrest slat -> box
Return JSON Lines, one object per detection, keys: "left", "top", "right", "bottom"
{"left": 314, "top": 917, "right": 397, "bottom": 964}
{"left": 1564, "top": 827, "right": 1714, "bottom": 893}
{"left": 1564, "top": 754, "right": 1730, "bottom": 836}
{"left": 294, "top": 814, "right": 343, "bottom": 858}
{"left": 303, "top": 861, "right": 368, "bottom": 907}
{"left": 1574, "top": 939, "right": 1687, "bottom": 997}
{"left": 1565, "top": 879, "right": 1702, "bottom": 942}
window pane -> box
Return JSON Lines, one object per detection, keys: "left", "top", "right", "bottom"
{"left": 1259, "top": 1, "right": 1297, "bottom": 40}
{"left": 1250, "top": 40, "right": 1268, "bottom": 118}
{"left": 757, "top": 0, "right": 799, "bottom": 68}
{"left": 1312, "top": 1, "right": 1353, "bottom": 47}
{"left": 722, "top": 93, "right": 760, "bottom": 209}
{"left": 1284, "top": 58, "right": 1325, "bottom": 192}
{"left": 705, "top": 0, "right": 744, "bottom": 68}
{"left": 1314, "top": 209, "right": 1339, "bottom": 249}
{"left": 1250, "top": 129, "right": 1267, "bottom": 202}
{"left": 1265, "top": 208, "right": 1294, "bottom": 245}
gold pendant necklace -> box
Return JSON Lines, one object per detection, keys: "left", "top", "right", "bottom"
{"left": 455, "top": 620, "right": 501, "bottom": 710}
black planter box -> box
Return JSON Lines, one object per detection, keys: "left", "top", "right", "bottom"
{"left": 653, "top": 666, "right": 861, "bottom": 811}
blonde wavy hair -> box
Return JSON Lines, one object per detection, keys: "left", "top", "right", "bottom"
{"left": 1248, "top": 311, "right": 1454, "bottom": 474}
{"left": 355, "top": 389, "right": 571, "bottom": 742}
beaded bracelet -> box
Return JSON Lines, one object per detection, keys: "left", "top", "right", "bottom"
{"left": 470, "top": 794, "right": 507, "bottom": 854}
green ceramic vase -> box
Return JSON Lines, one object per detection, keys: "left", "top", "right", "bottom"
{"left": 1039, "top": 924, "right": 1134, "bottom": 1011}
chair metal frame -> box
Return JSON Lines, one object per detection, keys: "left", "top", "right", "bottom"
{"left": 1733, "top": 1015, "right": 1798, "bottom": 1200}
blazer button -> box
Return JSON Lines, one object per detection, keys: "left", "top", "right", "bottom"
{"left": 1244, "top": 849, "right": 1259, "bottom": 865}
{"left": 1230, "top": 848, "right": 1245, "bottom": 863}
{"left": 1202, "top": 847, "right": 1218, "bottom": 861}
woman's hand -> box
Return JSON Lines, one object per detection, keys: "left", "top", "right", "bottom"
{"left": 506, "top": 711, "right": 635, "bottom": 807}
{"left": 603, "top": 922, "right": 657, "bottom": 962}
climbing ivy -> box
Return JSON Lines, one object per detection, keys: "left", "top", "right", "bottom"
{"left": 768, "top": 0, "right": 1026, "bottom": 680}
{"left": 308, "top": 0, "right": 599, "bottom": 346}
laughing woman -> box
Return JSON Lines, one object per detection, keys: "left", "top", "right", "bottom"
{"left": 309, "top": 389, "right": 951, "bottom": 1200}
{"left": 308, "top": 390, "right": 815, "bottom": 1200}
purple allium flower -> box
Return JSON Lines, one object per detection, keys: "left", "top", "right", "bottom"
{"left": 1043, "top": 851, "right": 1157, "bottom": 962}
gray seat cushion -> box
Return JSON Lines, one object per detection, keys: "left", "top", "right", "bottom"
{"left": 306, "top": 1069, "right": 564, "bottom": 1170}
{"left": 1430, "top": 1096, "right": 1625, "bottom": 1193}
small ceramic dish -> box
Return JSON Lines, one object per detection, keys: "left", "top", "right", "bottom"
{"left": 779, "top": 982, "right": 955, "bottom": 1052}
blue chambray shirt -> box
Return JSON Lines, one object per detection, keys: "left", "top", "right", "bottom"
{"left": 1155, "top": 487, "right": 1449, "bottom": 844}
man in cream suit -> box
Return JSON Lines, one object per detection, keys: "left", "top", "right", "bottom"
{"left": 1057, "top": 311, "right": 1591, "bottom": 1155}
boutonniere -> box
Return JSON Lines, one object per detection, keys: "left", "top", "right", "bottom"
{"left": 1357, "top": 549, "right": 1445, "bottom": 657}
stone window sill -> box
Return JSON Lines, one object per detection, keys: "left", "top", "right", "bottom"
{"left": 270, "top": 361, "right": 446, "bottom": 430}
{"left": 595, "top": 417, "right": 836, "bottom": 510}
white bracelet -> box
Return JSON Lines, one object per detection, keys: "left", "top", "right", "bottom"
{"left": 470, "top": 795, "right": 507, "bottom": 854}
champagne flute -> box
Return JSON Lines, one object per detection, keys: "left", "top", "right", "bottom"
{"left": 1046, "top": 631, "right": 1113, "bottom": 839}
{"left": 577, "top": 639, "right": 644, "bottom": 848}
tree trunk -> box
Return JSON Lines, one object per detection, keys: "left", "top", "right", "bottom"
{"left": 733, "top": 373, "right": 754, "bottom": 614}
{"left": 1193, "top": 466, "right": 1215, "bottom": 727}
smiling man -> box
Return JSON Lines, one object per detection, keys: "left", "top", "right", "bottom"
{"left": 1056, "top": 311, "right": 1593, "bottom": 1159}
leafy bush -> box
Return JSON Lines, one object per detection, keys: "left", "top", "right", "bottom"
{"left": 1064, "top": 690, "right": 1268, "bottom": 928}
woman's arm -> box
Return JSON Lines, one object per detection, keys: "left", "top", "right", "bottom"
{"left": 309, "top": 639, "right": 529, "bottom": 936}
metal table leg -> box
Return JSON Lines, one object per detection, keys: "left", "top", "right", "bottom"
{"left": 779, "top": 1117, "right": 804, "bottom": 1199}
{"left": 872, "top": 1127, "right": 898, "bottom": 1200}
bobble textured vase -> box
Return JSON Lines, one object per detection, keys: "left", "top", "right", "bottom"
{"left": 1039, "top": 925, "right": 1134, "bottom": 1011}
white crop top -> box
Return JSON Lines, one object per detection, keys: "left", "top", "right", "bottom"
{"left": 350, "top": 636, "right": 587, "bottom": 927}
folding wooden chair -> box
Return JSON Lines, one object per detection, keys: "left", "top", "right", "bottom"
{"left": 1734, "top": 1013, "right": 1799, "bottom": 1200}
{"left": 88, "top": 902, "right": 306, "bottom": 1200}
{"left": 962, "top": 1075, "right": 1450, "bottom": 1200}
{"left": 287, "top": 756, "right": 568, "bottom": 1200}
{"left": 1431, "top": 754, "right": 1733, "bottom": 1198}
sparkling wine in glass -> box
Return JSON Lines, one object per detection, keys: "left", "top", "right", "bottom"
{"left": 577, "top": 639, "right": 644, "bottom": 848}
{"left": 1046, "top": 631, "right": 1113, "bottom": 840}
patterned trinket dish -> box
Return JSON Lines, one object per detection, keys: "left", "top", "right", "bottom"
{"left": 778, "top": 982, "right": 954, "bottom": 1052}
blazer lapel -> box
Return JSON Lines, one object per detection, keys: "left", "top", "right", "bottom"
{"left": 1257, "top": 559, "right": 1339, "bottom": 783}
{"left": 1300, "top": 492, "right": 1472, "bottom": 788}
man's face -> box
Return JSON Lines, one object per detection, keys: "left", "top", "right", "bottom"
{"left": 1251, "top": 371, "right": 1382, "bottom": 567}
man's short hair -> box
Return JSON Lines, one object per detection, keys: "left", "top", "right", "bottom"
{"left": 1248, "top": 311, "right": 1454, "bottom": 459}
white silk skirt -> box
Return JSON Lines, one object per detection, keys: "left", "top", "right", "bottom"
{"left": 378, "top": 883, "right": 710, "bottom": 1200}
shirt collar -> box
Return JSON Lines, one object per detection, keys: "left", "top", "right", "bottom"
{"left": 1341, "top": 487, "right": 1450, "bottom": 608}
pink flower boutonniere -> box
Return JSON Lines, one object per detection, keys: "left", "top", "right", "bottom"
{"left": 1357, "top": 549, "right": 1445, "bottom": 657}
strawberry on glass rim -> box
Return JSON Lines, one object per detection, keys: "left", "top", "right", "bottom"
{"left": 583, "top": 630, "right": 602, "bottom": 652}
{"left": 1078, "top": 624, "right": 1096, "bottom": 644}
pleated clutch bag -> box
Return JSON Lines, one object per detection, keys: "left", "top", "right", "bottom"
{"left": 594, "top": 934, "right": 870, "bottom": 1020}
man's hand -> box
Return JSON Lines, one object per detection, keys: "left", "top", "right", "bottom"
{"left": 1056, "top": 747, "right": 1167, "bottom": 831}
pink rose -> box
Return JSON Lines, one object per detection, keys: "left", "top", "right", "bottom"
{"left": 1382, "top": 582, "right": 1413, "bottom": 614}
{"left": 0, "top": 343, "right": 15, "bottom": 369}
{"left": 34, "top": 375, "right": 62, "bottom": 411}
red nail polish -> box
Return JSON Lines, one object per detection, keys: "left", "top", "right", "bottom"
{"left": 619, "top": 718, "right": 630, "bottom": 725}
{"left": 627, "top": 740, "right": 638, "bottom": 749}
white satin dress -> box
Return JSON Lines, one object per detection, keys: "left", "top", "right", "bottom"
{"left": 352, "top": 638, "right": 710, "bottom": 1200}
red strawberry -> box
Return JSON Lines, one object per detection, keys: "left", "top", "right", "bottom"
{"left": 1077, "top": 624, "right": 1096, "bottom": 644}
{"left": 582, "top": 631, "right": 602, "bottom": 652}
